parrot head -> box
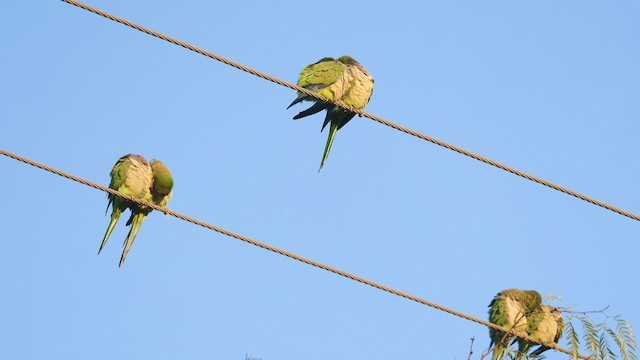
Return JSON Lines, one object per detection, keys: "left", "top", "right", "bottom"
{"left": 337, "top": 55, "right": 359, "bottom": 65}
{"left": 523, "top": 290, "right": 543, "bottom": 310}
{"left": 315, "top": 57, "right": 336, "bottom": 63}
{"left": 150, "top": 160, "right": 174, "bottom": 197}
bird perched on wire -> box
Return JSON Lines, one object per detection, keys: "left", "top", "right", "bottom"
{"left": 518, "top": 305, "right": 564, "bottom": 357}
{"left": 288, "top": 55, "right": 374, "bottom": 171}
{"left": 99, "top": 154, "right": 174, "bottom": 267}
{"left": 488, "top": 289, "right": 543, "bottom": 360}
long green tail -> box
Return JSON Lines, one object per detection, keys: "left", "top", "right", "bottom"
{"left": 119, "top": 211, "right": 148, "bottom": 267}
{"left": 319, "top": 122, "right": 339, "bottom": 172}
{"left": 99, "top": 207, "right": 122, "bottom": 254}
{"left": 491, "top": 344, "right": 505, "bottom": 360}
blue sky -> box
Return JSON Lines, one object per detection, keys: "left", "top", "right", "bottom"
{"left": 2, "top": 1, "right": 639, "bottom": 359}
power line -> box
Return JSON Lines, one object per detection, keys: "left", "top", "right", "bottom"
{"left": 61, "top": 0, "right": 640, "bottom": 224}
{"left": 1, "top": 148, "right": 589, "bottom": 359}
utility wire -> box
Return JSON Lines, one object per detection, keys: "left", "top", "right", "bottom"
{"left": 1, "top": 148, "right": 589, "bottom": 359}
{"left": 61, "top": 0, "right": 639, "bottom": 224}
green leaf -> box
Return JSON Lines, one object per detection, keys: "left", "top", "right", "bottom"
{"left": 565, "top": 319, "right": 581, "bottom": 360}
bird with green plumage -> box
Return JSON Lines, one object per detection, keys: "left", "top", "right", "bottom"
{"left": 99, "top": 154, "right": 174, "bottom": 267}
{"left": 518, "top": 305, "right": 564, "bottom": 358}
{"left": 288, "top": 55, "right": 374, "bottom": 171}
{"left": 488, "top": 289, "right": 543, "bottom": 360}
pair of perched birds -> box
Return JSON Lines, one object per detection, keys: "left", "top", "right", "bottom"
{"left": 488, "top": 289, "right": 564, "bottom": 359}
{"left": 99, "top": 154, "right": 174, "bottom": 267}
{"left": 100, "top": 55, "right": 373, "bottom": 266}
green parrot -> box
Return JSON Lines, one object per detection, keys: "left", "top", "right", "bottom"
{"left": 288, "top": 55, "right": 374, "bottom": 171}
{"left": 518, "top": 305, "right": 564, "bottom": 358}
{"left": 99, "top": 154, "right": 174, "bottom": 267}
{"left": 488, "top": 289, "right": 543, "bottom": 360}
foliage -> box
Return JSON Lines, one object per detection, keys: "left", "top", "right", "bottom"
{"left": 563, "top": 310, "right": 637, "bottom": 360}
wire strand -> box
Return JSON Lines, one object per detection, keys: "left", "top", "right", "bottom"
{"left": 60, "top": 0, "right": 639, "bottom": 224}
{"left": 1, "top": 148, "right": 590, "bottom": 359}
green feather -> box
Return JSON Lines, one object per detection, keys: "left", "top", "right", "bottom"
{"left": 99, "top": 206, "right": 123, "bottom": 255}
{"left": 289, "top": 57, "right": 347, "bottom": 107}
{"left": 319, "top": 121, "right": 339, "bottom": 172}
{"left": 119, "top": 210, "right": 149, "bottom": 267}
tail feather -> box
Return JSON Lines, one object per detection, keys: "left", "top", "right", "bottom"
{"left": 319, "top": 122, "right": 339, "bottom": 172}
{"left": 293, "top": 102, "right": 327, "bottom": 120}
{"left": 529, "top": 345, "right": 550, "bottom": 357}
{"left": 322, "top": 108, "right": 356, "bottom": 132}
{"left": 321, "top": 107, "right": 334, "bottom": 132}
{"left": 119, "top": 211, "right": 147, "bottom": 267}
{"left": 104, "top": 198, "right": 113, "bottom": 215}
{"left": 99, "top": 207, "right": 122, "bottom": 255}
{"left": 287, "top": 95, "right": 305, "bottom": 109}
{"left": 337, "top": 112, "right": 356, "bottom": 130}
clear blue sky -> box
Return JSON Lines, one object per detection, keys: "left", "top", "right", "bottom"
{"left": 2, "top": 1, "right": 639, "bottom": 359}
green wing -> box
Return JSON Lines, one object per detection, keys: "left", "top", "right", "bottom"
{"left": 288, "top": 57, "right": 350, "bottom": 116}
{"left": 488, "top": 294, "right": 512, "bottom": 360}
{"left": 488, "top": 289, "right": 538, "bottom": 360}
{"left": 297, "top": 57, "right": 347, "bottom": 101}
{"left": 105, "top": 155, "right": 133, "bottom": 213}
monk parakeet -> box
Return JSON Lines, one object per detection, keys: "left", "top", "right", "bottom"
{"left": 99, "top": 154, "right": 174, "bottom": 267}
{"left": 488, "top": 289, "right": 543, "bottom": 360}
{"left": 288, "top": 55, "right": 374, "bottom": 171}
{"left": 518, "top": 305, "right": 564, "bottom": 357}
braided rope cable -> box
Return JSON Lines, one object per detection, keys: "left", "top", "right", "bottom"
{"left": 60, "top": 0, "right": 639, "bottom": 224}
{"left": 1, "top": 148, "right": 590, "bottom": 359}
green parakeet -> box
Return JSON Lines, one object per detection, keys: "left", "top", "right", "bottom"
{"left": 488, "top": 289, "right": 543, "bottom": 360}
{"left": 99, "top": 154, "right": 174, "bottom": 267}
{"left": 518, "top": 305, "right": 564, "bottom": 357}
{"left": 288, "top": 55, "right": 374, "bottom": 171}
